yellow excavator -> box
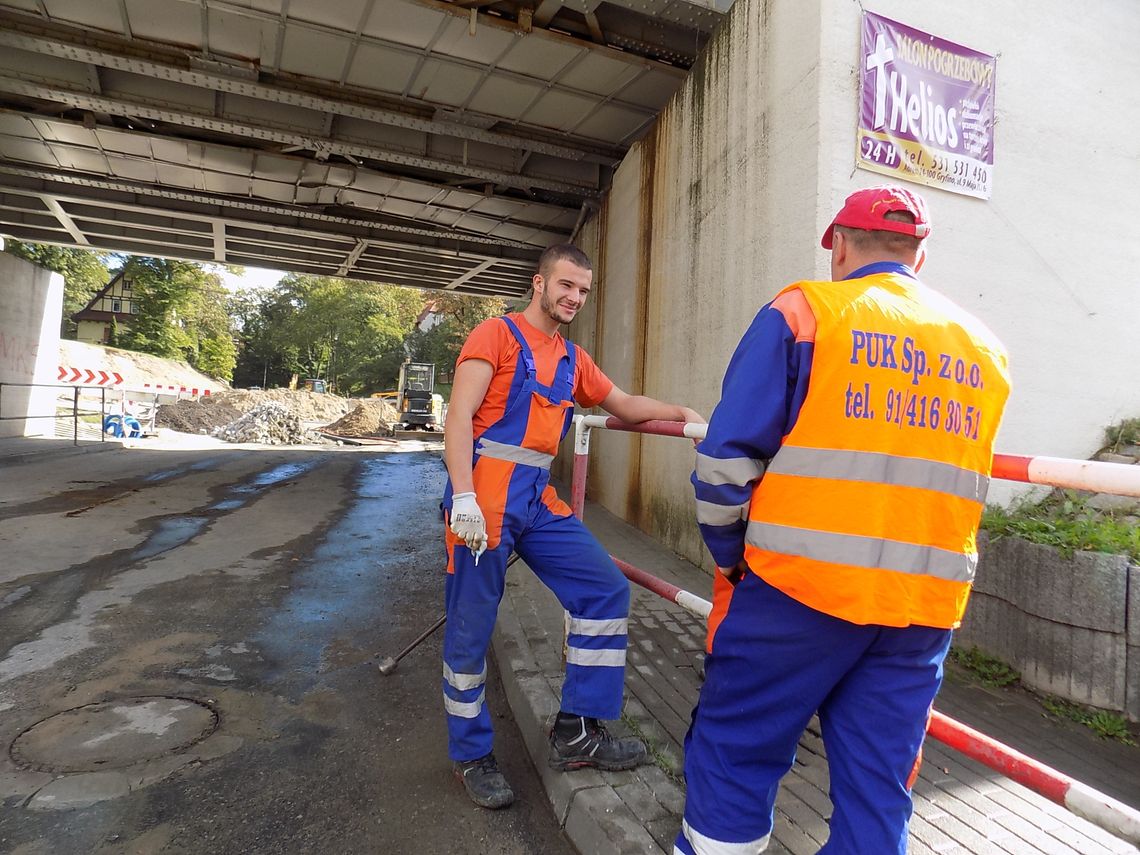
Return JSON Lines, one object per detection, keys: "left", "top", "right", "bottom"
{"left": 396, "top": 361, "right": 443, "bottom": 430}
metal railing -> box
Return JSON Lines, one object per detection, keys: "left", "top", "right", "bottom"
{"left": 568, "top": 414, "right": 1140, "bottom": 844}
{"left": 0, "top": 382, "right": 161, "bottom": 445}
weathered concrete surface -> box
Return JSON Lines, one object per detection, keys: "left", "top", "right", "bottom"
{"left": 0, "top": 443, "right": 574, "bottom": 854}
{"left": 959, "top": 534, "right": 1135, "bottom": 715}
{"left": 568, "top": 0, "right": 1140, "bottom": 565}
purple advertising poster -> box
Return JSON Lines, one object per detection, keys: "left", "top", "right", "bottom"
{"left": 858, "top": 12, "right": 996, "bottom": 199}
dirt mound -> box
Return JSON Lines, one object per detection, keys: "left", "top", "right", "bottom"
{"left": 213, "top": 402, "right": 326, "bottom": 445}
{"left": 156, "top": 398, "right": 244, "bottom": 433}
{"left": 156, "top": 389, "right": 353, "bottom": 434}
{"left": 324, "top": 401, "right": 400, "bottom": 437}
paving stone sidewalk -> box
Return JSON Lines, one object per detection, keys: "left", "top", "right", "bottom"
{"left": 491, "top": 496, "right": 1140, "bottom": 855}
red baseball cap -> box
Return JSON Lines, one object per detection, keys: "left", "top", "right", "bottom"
{"left": 821, "top": 185, "right": 932, "bottom": 249}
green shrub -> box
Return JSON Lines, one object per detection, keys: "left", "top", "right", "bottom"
{"left": 1104, "top": 417, "right": 1140, "bottom": 451}
{"left": 982, "top": 491, "right": 1140, "bottom": 561}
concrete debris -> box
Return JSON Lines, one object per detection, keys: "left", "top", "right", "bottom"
{"left": 213, "top": 402, "right": 326, "bottom": 445}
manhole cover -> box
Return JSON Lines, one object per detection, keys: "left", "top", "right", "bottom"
{"left": 10, "top": 696, "right": 218, "bottom": 773}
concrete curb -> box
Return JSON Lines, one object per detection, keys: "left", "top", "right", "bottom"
{"left": 492, "top": 564, "right": 685, "bottom": 855}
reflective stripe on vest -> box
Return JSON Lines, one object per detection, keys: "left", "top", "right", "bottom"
{"left": 767, "top": 446, "right": 989, "bottom": 503}
{"left": 475, "top": 437, "right": 555, "bottom": 469}
{"left": 744, "top": 273, "right": 1010, "bottom": 629}
{"left": 746, "top": 521, "right": 977, "bottom": 582}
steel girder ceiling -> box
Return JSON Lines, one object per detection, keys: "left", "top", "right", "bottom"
{"left": 0, "top": 0, "right": 728, "bottom": 296}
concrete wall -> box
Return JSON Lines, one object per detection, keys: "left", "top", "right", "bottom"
{"left": 958, "top": 534, "right": 1140, "bottom": 721}
{"left": 816, "top": 0, "right": 1140, "bottom": 506}
{"left": 569, "top": 0, "right": 827, "bottom": 567}
{"left": 569, "top": 0, "right": 1140, "bottom": 569}
{"left": 0, "top": 253, "right": 62, "bottom": 437}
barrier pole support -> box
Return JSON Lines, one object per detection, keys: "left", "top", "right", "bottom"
{"left": 571, "top": 415, "right": 591, "bottom": 520}
{"left": 72, "top": 386, "right": 79, "bottom": 446}
{"left": 100, "top": 387, "right": 106, "bottom": 443}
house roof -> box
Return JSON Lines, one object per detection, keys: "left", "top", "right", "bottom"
{"left": 71, "top": 268, "right": 134, "bottom": 323}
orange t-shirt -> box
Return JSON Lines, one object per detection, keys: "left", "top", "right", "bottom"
{"left": 456, "top": 313, "right": 614, "bottom": 438}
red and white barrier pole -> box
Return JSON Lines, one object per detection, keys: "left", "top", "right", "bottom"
{"left": 929, "top": 712, "right": 1140, "bottom": 844}
{"left": 579, "top": 414, "right": 1140, "bottom": 497}
{"left": 568, "top": 414, "right": 1140, "bottom": 844}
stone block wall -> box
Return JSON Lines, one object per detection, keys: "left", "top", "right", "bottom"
{"left": 959, "top": 532, "right": 1139, "bottom": 721}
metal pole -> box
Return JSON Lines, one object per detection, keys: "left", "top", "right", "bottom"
{"left": 72, "top": 386, "right": 79, "bottom": 445}
{"left": 100, "top": 387, "right": 106, "bottom": 442}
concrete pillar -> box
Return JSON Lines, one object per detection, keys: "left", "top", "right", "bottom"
{"left": 0, "top": 253, "right": 64, "bottom": 437}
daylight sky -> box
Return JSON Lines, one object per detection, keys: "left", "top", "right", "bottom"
{"left": 218, "top": 265, "right": 285, "bottom": 293}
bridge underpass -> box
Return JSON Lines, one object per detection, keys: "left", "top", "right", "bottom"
{"left": 0, "top": 0, "right": 729, "bottom": 297}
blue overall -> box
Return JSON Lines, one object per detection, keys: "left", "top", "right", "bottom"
{"left": 442, "top": 317, "right": 631, "bottom": 762}
{"left": 676, "top": 573, "right": 951, "bottom": 855}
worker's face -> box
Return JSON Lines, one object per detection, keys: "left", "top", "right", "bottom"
{"left": 534, "top": 259, "right": 592, "bottom": 325}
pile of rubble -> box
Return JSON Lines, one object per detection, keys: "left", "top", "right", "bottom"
{"left": 212, "top": 402, "right": 325, "bottom": 445}
{"left": 323, "top": 400, "right": 401, "bottom": 437}
{"left": 156, "top": 389, "right": 354, "bottom": 442}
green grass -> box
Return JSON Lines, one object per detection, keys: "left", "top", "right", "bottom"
{"left": 621, "top": 712, "right": 683, "bottom": 785}
{"left": 1040, "top": 696, "right": 1138, "bottom": 745}
{"left": 948, "top": 648, "right": 1139, "bottom": 745}
{"left": 948, "top": 645, "right": 1021, "bottom": 688}
{"left": 981, "top": 491, "right": 1140, "bottom": 561}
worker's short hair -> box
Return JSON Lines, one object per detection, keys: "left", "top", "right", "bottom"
{"left": 538, "top": 243, "right": 592, "bottom": 279}
{"left": 834, "top": 211, "right": 924, "bottom": 255}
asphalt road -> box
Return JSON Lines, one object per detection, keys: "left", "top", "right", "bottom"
{"left": 0, "top": 444, "right": 574, "bottom": 855}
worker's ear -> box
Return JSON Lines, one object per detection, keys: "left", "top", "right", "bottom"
{"left": 532, "top": 272, "right": 545, "bottom": 294}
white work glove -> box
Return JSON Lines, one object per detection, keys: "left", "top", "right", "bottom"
{"left": 450, "top": 492, "right": 487, "bottom": 564}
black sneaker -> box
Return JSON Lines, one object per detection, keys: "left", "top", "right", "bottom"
{"left": 548, "top": 713, "right": 647, "bottom": 771}
{"left": 454, "top": 753, "right": 514, "bottom": 809}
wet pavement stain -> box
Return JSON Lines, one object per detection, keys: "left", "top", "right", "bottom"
{"left": 0, "top": 454, "right": 245, "bottom": 522}
{"left": 129, "top": 459, "right": 328, "bottom": 562}
{"left": 255, "top": 453, "right": 446, "bottom": 695}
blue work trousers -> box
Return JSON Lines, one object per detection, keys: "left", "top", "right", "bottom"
{"left": 443, "top": 498, "right": 630, "bottom": 762}
{"left": 677, "top": 573, "right": 951, "bottom": 855}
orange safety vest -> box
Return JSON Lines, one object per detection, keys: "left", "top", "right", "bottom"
{"left": 743, "top": 272, "right": 1010, "bottom": 629}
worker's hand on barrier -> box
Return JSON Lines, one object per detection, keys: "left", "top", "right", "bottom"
{"left": 450, "top": 492, "right": 488, "bottom": 563}
{"left": 679, "top": 406, "right": 706, "bottom": 446}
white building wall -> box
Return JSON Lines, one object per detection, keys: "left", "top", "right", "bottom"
{"left": 576, "top": 0, "right": 1140, "bottom": 568}
{"left": 815, "top": 0, "right": 1140, "bottom": 503}
{"left": 0, "top": 253, "right": 63, "bottom": 437}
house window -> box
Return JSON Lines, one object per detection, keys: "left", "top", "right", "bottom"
{"left": 102, "top": 326, "right": 112, "bottom": 343}
{"left": 122, "top": 278, "right": 132, "bottom": 291}
{"left": 112, "top": 300, "right": 121, "bottom": 313}
{"left": 131, "top": 303, "right": 139, "bottom": 314}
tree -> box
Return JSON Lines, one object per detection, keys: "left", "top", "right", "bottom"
{"left": 239, "top": 275, "right": 425, "bottom": 394}
{"left": 116, "top": 258, "right": 236, "bottom": 381}
{"left": 407, "top": 293, "right": 507, "bottom": 380}
{"left": 2, "top": 241, "right": 111, "bottom": 336}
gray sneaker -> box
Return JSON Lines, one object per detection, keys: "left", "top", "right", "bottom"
{"left": 455, "top": 752, "right": 514, "bottom": 809}
{"left": 548, "top": 713, "right": 647, "bottom": 771}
